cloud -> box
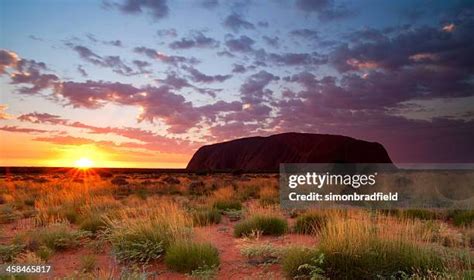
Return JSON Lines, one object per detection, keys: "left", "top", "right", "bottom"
{"left": 267, "top": 52, "right": 327, "bottom": 66}
{"left": 295, "top": 0, "right": 352, "bottom": 21}
{"left": 290, "top": 28, "right": 319, "bottom": 40}
{"left": 67, "top": 44, "right": 136, "bottom": 75}
{"left": 0, "top": 125, "right": 48, "bottom": 133}
{"left": 240, "top": 70, "right": 279, "bottom": 105}
{"left": 183, "top": 66, "right": 232, "bottom": 83}
{"left": 169, "top": 31, "right": 219, "bottom": 49}
{"left": 28, "top": 35, "right": 43, "bottom": 41}
{"left": 132, "top": 60, "right": 151, "bottom": 73}
{"left": 257, "top": 21, "right": 269, "bottom": 28}
{"left": 223, "top": 12, "right": 255, "bottom": 32}
{"left": 114, "top": 0, "right": 169, "bottom": 20}
{"left": 10, "top": 59, "right": 59, "bottom": 94}
{"left": 33, "top": 135, "right": 94, "bottom": 146}
{"left": 1, "top": 50, "right": 59, "bottom": 94}
{"left": 77, "top": 65, "right": 88, "bottom": 77}
{"left": 105, "top": 39, "right": 123, "bottom": 47}
{"left": 0, "top": 104, "right": 13, "bottom": 120}
{"left": 16, "top": 110, "right": 199, "bottom": 153}
{"left": 200, "top": 0, "right": 218, "bottom": 9}
{"left": 134, "top": 46, "right": 199, "bottom": 66}
{"left": 262, "top": 36, "right": 280, "bottom": 48}
{"left": 18, "top": 112, "right": 67, "bottom": 125}
{"left": 53, "top": 80, "right": 237, "bottom": 133}
{"left": 224, "top": 35, "right": 255, "bottom": 52}
{"left": 0, "top": 49, "right": 19, "bottom": 74}
{"left": 157, "top": 28, "right": 177, "bottom": 37}
{"left": 157, "top": 72, "right": 192, "bottom": 89}
{"left": 232, "top": 64, "right": 246, "bottom": 73}
{"left": 331, "top": 18, "right": 474, "bottom": 72}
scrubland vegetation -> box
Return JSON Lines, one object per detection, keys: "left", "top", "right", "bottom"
{"left": 0, "top": 171, "right": 472, "bottom": 279}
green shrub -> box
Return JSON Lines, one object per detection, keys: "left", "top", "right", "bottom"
{"left": 79, "top": 214, "right": 106, "bottom": 234}
{"left": 294, "top": 211, "right": 327, "bottom": 235}
{"left": 237, "top": 185, "right": 259, "bottom": 201}
{"left": 108, "top": 223, "right": 168, "bottom": 263}
{"left": 240, "top": 243, "right": 281, "bottom": 265}
{"left": 80, "top": 255, "right": 97, "bottom": 273}
{"left": 403, "top": 209, "right": 439, "bottom": 220}
{"left": 61, "top": 205, "right": 81, "bottom": 224}
{"left": 107, "top": 220, "right": 190, "bottom": 263}
{"left": 0, "top": 244, "right": 25, "bottom": 262}
{"left": 192, "top": 208, "right": 222, "bottom": 226}
{"left": 0, "top": 205, "right": 21, "bottom": 224}
{"left": 35, "top": 245, "right": 53, "bottom": 261}
{"left": 213, "top": 199, "right": 242, "bottom": 211}
{"left": 319, "top": 220, "right": 446, "bottom": 279}
{"left": 29, "top": 224, "right": 87, "bottom": 251}
{"left": 165, "top": 240, "right": 220, "bottom": 273}
{"left": 189, "top": 265, "right": 219, "bottom": 279}
{"left": 448, "top": 210, "right": 474, "bottom": 227}
{"left": 281, "top": 247, "right": 320, "bottom": 279}
{"left": 234, "top": 215, "right": 288, "bottom": 237}
{"left": 258, "top": 196, "right": 279, "bottom": 207}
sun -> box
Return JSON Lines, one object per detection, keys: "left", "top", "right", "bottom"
{"left": 74, "top": 157, "right": 94, "bottom": 169}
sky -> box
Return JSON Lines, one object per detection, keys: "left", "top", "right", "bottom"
{"left": 0, "top": 0, "right": 473, "bottom": 168}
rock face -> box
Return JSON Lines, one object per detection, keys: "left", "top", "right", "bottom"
{"left": 186, "top": 132, "right": 392, "bottom": 172}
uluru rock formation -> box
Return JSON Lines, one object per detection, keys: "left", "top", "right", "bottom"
{"left": 186, "top": 132, "right": 392, "bottom": 172}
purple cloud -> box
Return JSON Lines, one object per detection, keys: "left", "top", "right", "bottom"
{"left": 169, "top": 31, "right": 219, "bottom": 49}
{"left": 223, "top": 12, "right": 255, "bottom": 32}
{"left": 116, "top": 0, "right": 169, "bottom": 20}
{"left": 225, "top": 35, "right": 255, "bottom": 53}
{"left": 183, "top": 66, "right": 232, "bottom": 83}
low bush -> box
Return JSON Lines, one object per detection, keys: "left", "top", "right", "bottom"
{"left": 80, "top": 255, "right": 97, "bottom": 273}
{"left": 79, "top": 214, "right": 107, "bottom": 234}
{"left": 281, "top": 247, "right": 320, "bottom": 279}
{"left": 29, "top": 224, "right": 87, "bottom": 251}
{"left": 164, "top": 240, "right": 220, "bottom": 273}
{"left": 294, "top": 211, "right": 328, "bottom": 235}
{"left": 0, "top": 205, "right": 21, "bottom": 224}
{"left": 106, "top": 202, "right": 191, "bottom": 263}
{"left": 240, "top": 243, "right": 281, "bottom": 265}
{"left": 319, "top": 218, "right": 446, "bottom": 279}
{"left": 192, "top": 208, "right": 222, "bottom": 226}
{"left": 35, "top": 245, "right": 53, "bottom": 261}
{"left": 0, "top": 244, "right": 25, "bottom": 262}
{"left": 234, "top": 215, "right": 288, "bottom": 237}
{"left": 213, "top": 199, "right": 242, "bottom": 211}
{"left": 448, "top": 210, "right": 474, "bottom": 227}
{"left": 108, "top": 220, "right": 172, "bottom": 263}
{"left": 403, "top": 209, "right": 439, "bottom": 221}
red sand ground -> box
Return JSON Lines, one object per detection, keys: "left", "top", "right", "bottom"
{"left": 2, "top": 216, "right": 317, "bottom": 279}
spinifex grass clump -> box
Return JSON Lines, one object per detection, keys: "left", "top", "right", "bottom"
{"left": 212, "top": 199, "right": 242, "bottom": 211}
{"left": 281, "top": 247, "right": 322, "bottom": 279}
{"left": 448, "top": 210, "right": 474, "bottom": 227}
{"left": 318, "top": 214, "right": 446, "bottom": 279}
{"left": 164, "top": 240, "right": 220, "bottom": 273}
{"left": 294, "top": 211, "right": 328, "bottom": 234}
{"left": 192, "top": 207, "right": 222, "bottom": 226}
{"left": 79, "top": 213, "right": 107, "bottom": 234}
{"left": 106, "top": 201, "right": 192, "bottom": 263}
{"left": 211, "top": 186, "right": 242, "bottom": 211}
{"left": 22, "top": 223, "right": 88, "bottom": 251}
{"left": 240, "top": 243, "right": 281, "bottom": 265}
{"left": 234, "top": 214, "right": 288, "bottom": 237}
{"left": 0, "top": 244, "right": 25, "bottom": 263}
